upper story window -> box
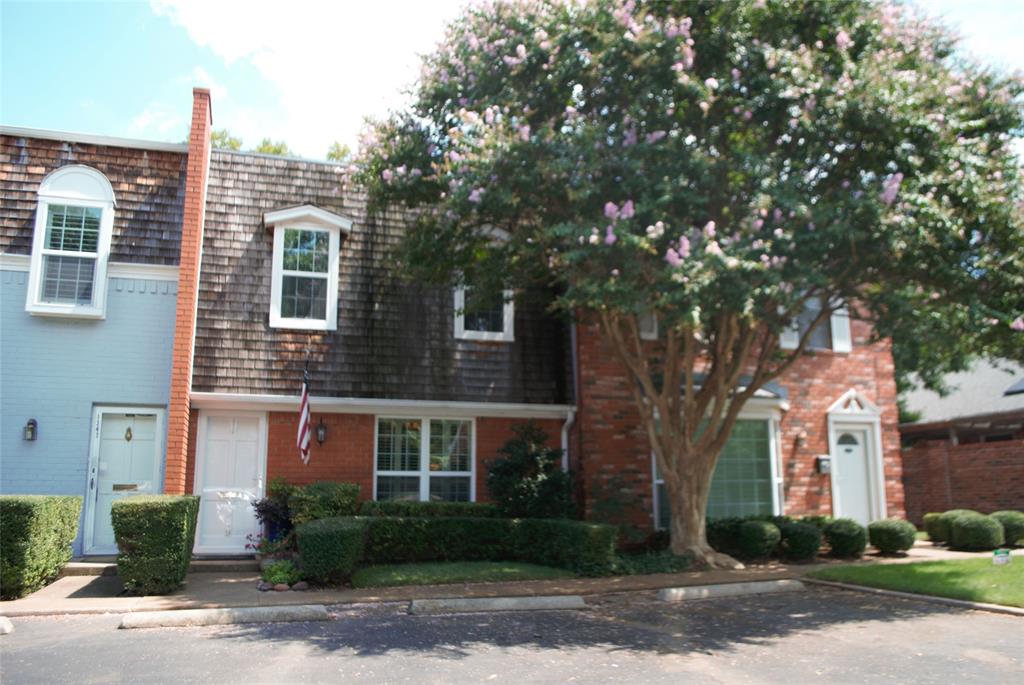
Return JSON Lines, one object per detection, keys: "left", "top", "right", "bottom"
{"left": 265, "top": 204, "right": 353, "bottom": 331}
{"left": 454, "top": 284, "right": 515, "bottom": 342}
{"left": 26, "top": 165, "right": 116, "bottom": 318}
{"left": 779, "top": 296, "right": 852, "bottom": 353}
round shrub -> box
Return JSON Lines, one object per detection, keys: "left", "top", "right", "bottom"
{"left": 868, "top": 518, "right": 917, "bottom": 554}
{"left": 950, "top": 515, "right": 1004, "bottom": 551}
{"left": 825, "top": 518, "right": 867, "bottom": 558}
{"left": 990, "top": 511, "right": 1024, "bottom": 546}
{"left": 922, "top": 513, "right": 944, "bottom": 542}
{"left": 800, "top": 515, "right": 834, "bottom": 533}
{"left": 737, "top": 520, "right": 781, "bottom": 560}
{"left": 934, "top": 509, "right": 979, "bottom": 544}
{"left": 779, "top": 521, "right": 822, "bottom": 562}
{"left": 262, "top": 559, "right": 302, "bottom": 586}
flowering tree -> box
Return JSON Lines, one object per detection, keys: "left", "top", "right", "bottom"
{"left": 358, "top": 0, "right": 1024, "bottom": 566}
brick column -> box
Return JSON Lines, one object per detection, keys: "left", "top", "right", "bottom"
{"left": 164, "top": 88, "right": 212, "bottom": 494}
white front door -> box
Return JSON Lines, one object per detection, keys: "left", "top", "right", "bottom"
{"left": 193, "top": 412, "right": 266, "bottom": 554}
{"left": 85, "top": 409, "right": 163, "bottom": 555}
{"left": 834, "top": 429, "right": 872, "bottom": 525}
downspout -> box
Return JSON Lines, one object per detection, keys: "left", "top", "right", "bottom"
{"left": 561, "top": 321, "right": 581, "bottom": 471}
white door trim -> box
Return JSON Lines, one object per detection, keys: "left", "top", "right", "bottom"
{"left": 827, "top": 416, "right": 887, "bottom": 522}
{"left": 83, "top": 406, "right": 165, "bottom": 555}
{"left": 192, "top": 410, "right": 268, "bottom": 554}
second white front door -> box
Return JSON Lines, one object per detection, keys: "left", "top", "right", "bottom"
{"left": 194, "top": 412, "right": 266, "bottom": 554}
{"left": 834, "top": 429, "right": 872, "bottom": 526}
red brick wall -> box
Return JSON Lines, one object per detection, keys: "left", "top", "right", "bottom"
{"left": 902, "top": 439, "right": 1024, "bottom": 523}
{"left": 574, "top": 318, "right": 905, "bottom": 532}
{"left": 476, "top": 417, "right": 564, "bottom": 502}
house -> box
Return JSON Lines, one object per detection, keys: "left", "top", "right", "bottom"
{"left": 0, "top": 127, "right": 187, "bottom": 555}
{"left": 1, "top": 88, "right": 906, "bottom": 556}
{"left": 900, "top": 359, "right": 1024, "bottom": 523}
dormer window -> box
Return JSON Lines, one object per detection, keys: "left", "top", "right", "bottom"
{"left": 26, "top": 165, "right": 115, "bottom": 318}
{"left": 454, "top": 284, "right": 514, "bottom": 342}
{"left": 265, "top": 204, "right": 353, "bottom": 331}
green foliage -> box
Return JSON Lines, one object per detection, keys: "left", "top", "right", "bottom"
{"left": 868, "top": 518, "right": 918, "bottom": 554}
{"left": 351, "top": 561, "right": 574, "bottom": 588}
{"left": 935, "top": 509, "right": 980, "bottom": 543}
{"left": 706, "top": 517, "right": 746, "bottom": 557}
{"left": 486, "top": 422, "right": 574, "bottom": 519}
{"left": 779, "top": 521, "right": 823, "bottom": 562}
{"left": 614, "top": 550, "right": 691, "bottom": 576}
{"left": 326, "top": 141, "right": 352, "bottom": 162}
{"left": 252, "top": 477, "right": 297, "bottom": 535}
{"left": 922, "top": 512, "right": 944, "bottom": 542}
{"left": 294, "top": 517, "right": 366, "bottom": 584}
{"left": 210, "top": 129, "right": 242, "bottom": 150}
{"left": 289, "top": 482, "right": 360, "bottom": 526}
{"left": 261, "top": 559, "right": 302, "bottom": 586}
{"left": 359, "top": 500, "right": 501, "bottom": 518}
{"left": 950, "top": 514, "right": 1005, "bottom": 551}
{"left": 0, "top": 495, "right": 82, "bottom": 600}
{"left": 252, "top": 138, "right": 292, "bottom": 156}
{"left": 111, "top": 495, "right": 199, "bottom": 595}
{"left": 800, "top": 515, "right": 834, "bottom": 532}
{"left": 825, "top": 518, "right": 867, "bottom": 558}
{"left": 990, "top": 511, "right": 1024, "bottom": 546}
{"left": 737, "top": 520, "right": 781, "bottom": 560}
{"left": 513, "top": 519, "right": 618, "bottom": 575}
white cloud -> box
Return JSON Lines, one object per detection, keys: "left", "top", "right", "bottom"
{"left": 183, "top": 66, "right": 228, "bottom": 100}
{"left": 150, "top": 0, "right": 468, "bottom": 158}
{"left": 130, "top": 102, "right": 186, "bottom": 138}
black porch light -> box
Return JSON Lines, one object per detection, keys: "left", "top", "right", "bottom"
{"left": 316, "top": 417, "right": 327, "bottom": 446}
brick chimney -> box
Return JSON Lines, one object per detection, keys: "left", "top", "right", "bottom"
{"left": 164, "top": 88, "right": 212, "bottom": 494}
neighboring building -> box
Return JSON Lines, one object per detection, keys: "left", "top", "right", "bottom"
{"left": 0, "top": 127, "right": 186, "bottom": 555}
{"left": 900, "top": 360, "right": 1024, "bottom": 523}
{"left": 1, "top": 89, "right": 906, "bottom": 556}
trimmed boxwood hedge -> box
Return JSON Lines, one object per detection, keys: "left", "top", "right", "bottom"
{"left": 950, "top": 514, "right": 1004, "bottom": 551}
{"left": 922, "top": 512, "right": 944, "bottom": 542}
{"left": 868, "top": 518, "right": 917, "bottom": 554}
{"left": 111, "top": 495, "right": 199, "bottom": 595}
{"left": 737, "top": 520, "right": 781, "bottom": 560}
{"left": 305, "top": 516, "right": 617, "bottom": 579}
{"left": 289, "top": 481, "right": 360, "bottom": 526}
{"left": 0, "top": 495, "right": 82, "bottom": 600}
{"left": 990, "top": 511, "right": 1024, "bottom": 546}
{"left": 359, "top": 501, "right": 501, "bottom": 518}
{"left": 295, "top": 517, "right": 366, "bottom": 583}
{"left": 934, "top": 509, "right": 979, "bottom": 544}
{"left": 779, "top": 521, "right": 823, "bottom": 562}
{"left": 825, "top": 518, "right": 867, "bottom": 558}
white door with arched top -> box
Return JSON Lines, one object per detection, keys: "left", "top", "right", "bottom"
{"left": 833, "top": 429, "right": 872, "bottom": 525}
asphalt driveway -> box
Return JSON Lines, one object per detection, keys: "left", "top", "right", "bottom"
{"left": 1, "top": 586, "right": 1020, "bottom": 684}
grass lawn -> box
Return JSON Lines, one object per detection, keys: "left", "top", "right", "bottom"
{"left": 351, "top": 561, "right": 577, "bottom": 588}
{"left": 809, "top": 557, "right": 1024, "bottom": 607}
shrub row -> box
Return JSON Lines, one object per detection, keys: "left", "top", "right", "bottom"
{"left": 294, "top": 516, "right": 618, "bottom": 582}
{"left": 707, "top": 515, "right": 841, "bottom": 561}
{"left": 358, "top": 501, "right": 501, "bottom": 518}
{"left": 922, "top": 508, "right": 1022, "bottom": 551}
{"left": 825, "top": 518, "right": 868, "bottom": 557}
{"left": 111, "top": 495, "right": 199, "bottom": 595}
{"left": 0, "top": 495, "right": 83, "bottom": 600}
{"left": 868, "top": 519, "right": 917, "bottom": 554}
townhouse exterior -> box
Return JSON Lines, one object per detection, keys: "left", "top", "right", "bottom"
{"left": 1, "top": 88, "right": 905, "bottom": 556}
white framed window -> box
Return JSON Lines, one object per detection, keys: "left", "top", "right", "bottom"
{"left": 779, "top": 297, "right": 852, "bottom": 352}
{"left": 374, "top": 417, "right": 475, "bottom": 502}
{"left": 652, "top": 416, "right": 782, "bottom": 529}
{"left": 26, "top": 165, "right": 115, "bottom": 318}
{"left": 638, "top": 311, "right": 658, "bottom": 341}
{"left": 454, "top": 285, "right": 515, "bottom": 342}
{"left": 265, "top": 204, "right": 352, "bottom": 331}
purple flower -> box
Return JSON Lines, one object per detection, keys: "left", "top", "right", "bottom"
{"left": 620, "top": 200, "right": 635, "bottom": 219}
{"left": 731, "top": 68, "right": 741, "bottom": 81}
{"left": 703, "top": 220, "right": 716, "bottom": 237}
{"left": 1011, "top": 317, "right": 1024, "bottom": 331}
{"left": 678, "top": 235, "right": 691, "bottom": 258}
{"left": 753, "top": 218, "right": 764, "bottom": 230}
{"left": 468, "top": 188, "right": 484, "bottom": 204}
{"left": 604, "top": 202, "right": 619, "bottom": 220}
{"left": 645, "top": 130, "right": 667, "bottom": 144}
{"left": 623, "top": 126, "right": 638, "bottom": 147}
{"left": 665, "top": 247, "right": 682, "bottom": 267}
{"left": 773, "top": 208, "right": 783, "bottom": 222}
{"left": 881, "top": 172, "right": 904, "bottom": 206}
{"left": 381, "top": 169, "right": 393, "bottom": 182}
{"left": 836, "top": 30, "right": 854, "bottom": 51}
{"left": 605, "top": 225, "right": 617, "bottom": 245}
{"left": 517, "top": 124, "right": 531, "bottom": 141}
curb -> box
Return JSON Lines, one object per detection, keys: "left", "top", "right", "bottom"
{"left": 802, "top": 578, "right": 1024, "bottom": 617}
{"left": 659, "top": 579, "right": 804, "bottom": 602}
{"left": 410, "top": 595, "right": 587, "bottom": 614}
{"left": 119, "top": 604, "right": 330, "bottom": 629}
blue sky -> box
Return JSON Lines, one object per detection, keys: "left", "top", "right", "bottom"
{"left": 2, "top": 0, "right": 1022, "bottom": 159}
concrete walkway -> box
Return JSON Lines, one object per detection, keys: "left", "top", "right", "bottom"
{"left": 2, "top": 541, "right": 1017, "bottom": 617}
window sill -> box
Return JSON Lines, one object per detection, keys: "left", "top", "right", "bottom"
{"left": 26, "top": 303, "right": 105, "bottom": 319}
{"left": 456, "top": 331, "right": 514, "bottom": 343}
{"left": 269, "top": 316, "right": 336, "bottom": 332}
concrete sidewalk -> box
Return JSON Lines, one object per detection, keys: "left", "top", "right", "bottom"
{"left": 2, "top": 541, "right": 1016, "bottom": 617}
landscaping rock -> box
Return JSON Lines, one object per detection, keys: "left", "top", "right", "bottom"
{"left": 291, "top": 581, "right": 309, "bottom": 591}
{"left": 274, "top": 583, "right": 291, "bottom": 592}
{"left": 256, "top": 581, "right": 273, "bottom": 592}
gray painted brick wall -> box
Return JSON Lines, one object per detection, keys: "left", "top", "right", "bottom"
{"left": 0, "top": 269, "right": 177, "bottom": 554}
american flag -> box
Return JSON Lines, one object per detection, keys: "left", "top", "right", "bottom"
{"left": 297, "top": 367, "right": 311, "bottom": 464}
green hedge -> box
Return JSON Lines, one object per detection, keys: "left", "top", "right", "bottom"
{"left": 111, "top": 495, "right": 199, "bottom": 595}
{"left": 990, "top": 511, "right": 1024, "bottom": 546}
{"left": 950, "top": 514, "right": 1004, "bottom": 551}
{"left": 825, "top": 518, "right": 867, "bottom": 558}
{"left": 922, "top": 512, "right": 944, "bottom": 542}
{"left": 934, "top": 509, "right": 979, "bottom": 543}
{"left": 779, "top": 521, "right": 823, "bottom": 562}
{"left": 289, "top": 482, "right": 360, "bottom": 525}
{"left": 295, "top": 517, "right": 366, "bottom": 583}
{"left": 868, "top": 518, "right": 917, "bottom": 554}
{"left": 0, "top": 495, "right": 82, "bottom": 600}
{"left": 737, "top": 520, "right": 781, "bottom": 560}
{"left": 343, "top": 516, "right": 616, "bottom": 577}
{"left": 359, "top": 501, "right": 501, "bottom": 518}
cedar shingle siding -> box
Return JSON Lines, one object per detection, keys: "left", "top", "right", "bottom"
{"left": 193, "top": 150, "right": 570, "bottom": 404}
{"left": 0, "top": 135, "right": 186, "bottom": 264}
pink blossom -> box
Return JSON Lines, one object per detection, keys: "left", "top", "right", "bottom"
{"left": 705, "top": 77, "right": 719, "bottom": 90}
{"left": 381, "top": 169, "right": 393, "bottom": 182}
{"left": 836, "top": 30, "right": 854, "bottom": 51}
{"left": 410, "top": 168, "right": 423, "bottom": 178}
{"left": 605, "top": 225, "right": 617, "bottom": 245}
{"left": 705, "top": 241, "right": 723, "bottom": 256}
{"left": 645, "top": 130, "right": 667, "bottom": 144}
{"left": 753, "top": 218, "right": 764, "bottom": 230}
{"left": 516, "top": 44, "right": 527, "bottom": 59}
{"left": 703, "top": 220, "right": 716, "bottom": 237}
{"left": 517, "top": 124, "right": 531, "bottom": 141}
{"left": 880, "top": 172, "right": 904, "bottom": 206}
{"left": 620, "top": 200, "right": 635, "bottom": 219}
{"left": 731, "top": 68, "right": 741, "bottom": 81}
{"left": 623, "top": 126, "right": 638, "bottom": 147}
{"left": 468, "top": 188, "right": 484, "bottom": 203}
{"left": 773, "top": 228, "right": 784, "bottom": 238}
{"left": 743, "top": 110, "right": 753, "bottom": 120}
{"left": 665, "top": 247, "right": 683, "bottom": 267}
{"left": 699, "top": 101, "right": 711, "bottom": 115}
{"left": 604, "top": 202, "right": 619, "bottom": 220}
{"left": 1011, "top": 317, "right": 1024, "bottom": 331}
{"left": 678, "top": 236, "right": 691, "bottom": 258}
{"left": 773, "top": 208, "right": 783, "bottom": 222}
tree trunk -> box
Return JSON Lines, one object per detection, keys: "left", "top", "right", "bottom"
{"left": 667, "top": 466, "right": 744, "bottom": 569}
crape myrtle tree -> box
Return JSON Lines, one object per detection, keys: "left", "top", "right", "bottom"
{"left": 357, "top": 0, "right": 1024, "bottom": 566}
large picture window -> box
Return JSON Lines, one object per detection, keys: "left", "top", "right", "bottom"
{"left": 375, "top": 418, "right": 474, "bottom": 502}
{"left": 654, "top": 418, "right": 779, "bottom": 529}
